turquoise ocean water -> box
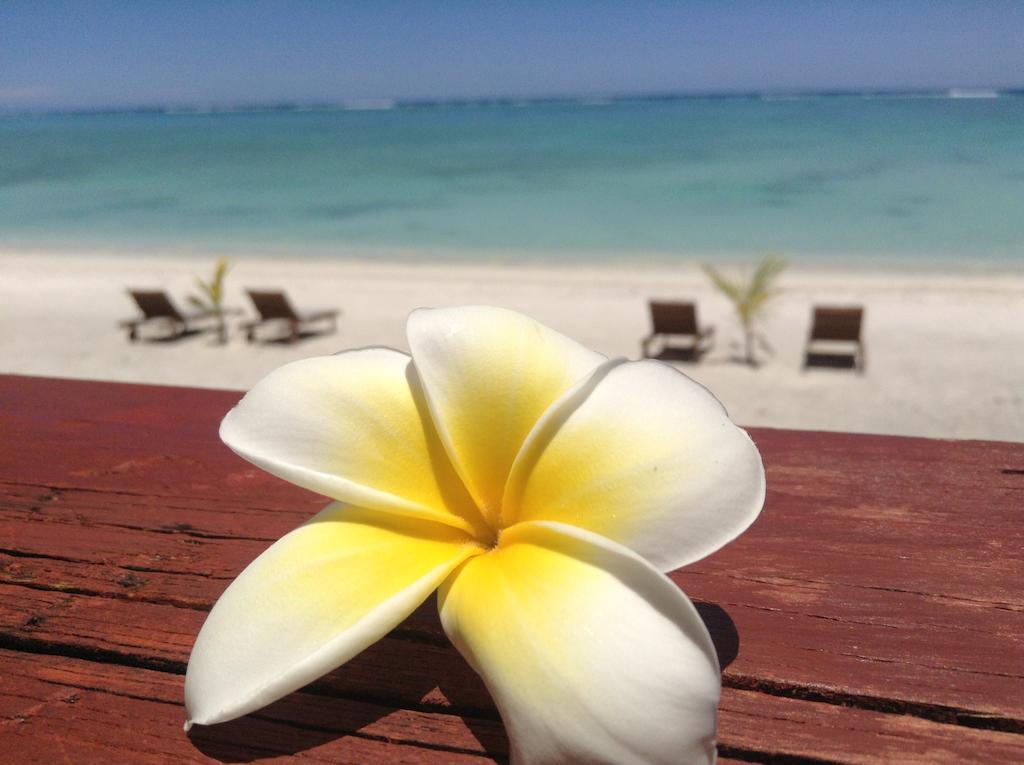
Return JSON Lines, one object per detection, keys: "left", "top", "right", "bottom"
{"left": 1, "top": 94, "right": 1022, "bottom": 266}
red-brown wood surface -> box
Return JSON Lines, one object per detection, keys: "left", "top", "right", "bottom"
{"left": 1, "top": 374, "right": 1022, "bottom": 763}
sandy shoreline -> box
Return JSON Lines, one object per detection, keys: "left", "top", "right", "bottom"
{"left": 2, "top": 250, "right": 1022, "bottom": 442}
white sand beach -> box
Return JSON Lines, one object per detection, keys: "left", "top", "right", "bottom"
{"left": 1, "top": 250, "right": 1021, "bottom": 442}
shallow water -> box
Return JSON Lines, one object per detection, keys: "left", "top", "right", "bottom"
{"left": 1, "top": 94, "right": 1022, "bottom": 265}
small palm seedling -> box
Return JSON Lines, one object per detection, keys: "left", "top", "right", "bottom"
{"left": 189, "top": 257, "right": 231, "bottom": 345}
{"left": 702, "top": 254, "right": 787, "bottom": 367}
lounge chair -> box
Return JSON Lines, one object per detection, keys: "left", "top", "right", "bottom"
{"left": 242, "top": 290, "right": 339, "bottom": 343}
{"left": 803, "top": 306, "right": 865, "bottom": 372}
{"left": 640, "top": 301, "right": 715, "bottom": 361}
{"left": 120, "top": 290, "right": 214, "bottom": 342}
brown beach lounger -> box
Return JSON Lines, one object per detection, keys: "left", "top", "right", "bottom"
{"left": 242, "top": 290, "right": 339, "bottom": 343}
{"left": 640, "top": 300, "right": 715, "bottom": 361}
{"left": 120, "top": 290, "right": 214, "bottom": 342}
{"left": 803, "top": 306, "right": 865, "bottom": 373}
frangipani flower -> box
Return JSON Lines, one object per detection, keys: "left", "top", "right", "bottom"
{"left": 184, "top": 305, "right": 765, "bottom": 765}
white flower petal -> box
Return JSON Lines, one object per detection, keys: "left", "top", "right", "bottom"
{"left": 219, "top": 348, "right": 488, "bottom": 537}
{"left": 505, "top": 359, "right": 765, "bottom": 572}
{"left": 185, "top": 504, "right": 479, "bottom": 727}
{"left": 407, "top": 306, "right": 604, "bottom": 526}
{"left": 439, "top": 520, "right": 720, "bottom": 765}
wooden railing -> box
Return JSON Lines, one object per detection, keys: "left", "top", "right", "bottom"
{"left": 1, "top": 375, "right": 1022, "bottom": 763}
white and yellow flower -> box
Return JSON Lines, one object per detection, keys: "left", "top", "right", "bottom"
{"left": 184, "top": 305, "right": 765, "bottom": 765}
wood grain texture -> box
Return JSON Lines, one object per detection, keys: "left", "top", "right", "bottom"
{"left": 1, "top": 374, "right": 1022, "bottom": 763}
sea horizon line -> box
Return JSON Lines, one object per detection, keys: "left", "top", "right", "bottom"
{"left": 3, "top": 85, "right": 1023, "bottom": 118}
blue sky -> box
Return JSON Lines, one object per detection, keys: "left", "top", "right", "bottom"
{"left": 2, "top": 1, "right": 1023, "bottom": 110}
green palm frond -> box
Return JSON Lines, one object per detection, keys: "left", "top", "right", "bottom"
{"left": 744, "top": 254, "right": 787, "bottom": 314}
{"left": 190, "top": 257, "right": 231, "bottom": 310}
{"left": 702, "top": 254, "right": 787, "bottom": 365}
{"left": 188, "top": 257, "right": 232, "bottom": 344}
{"left": 701, "top": 264, "right": 744, "bottom": 305}
{"left": 210, "top": 257, "right": 228, "bottom": 304}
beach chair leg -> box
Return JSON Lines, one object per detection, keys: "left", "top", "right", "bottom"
{"left": 289, "top": 320, "right": 299, "bottom": 343}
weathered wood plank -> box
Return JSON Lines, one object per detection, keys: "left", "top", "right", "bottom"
{"left": 2, "top": 441, "right": 1021, "bottom": 724}
{"left": 0, "top": 649, "right": 500, "bottom": 764}
{"left": 3, "top": 526, "right": 1022, "bottom": 728}
{"left": 4, "top": 646, "right": 1023, "bottom": 764}
{"left": 2, "top": 374, "right": 1024, "bottom": 763}
{"left": 717, "top": 689, "right": 1024, "bottom": 765}
{"left": 0, "top": 583, "right": 496, "bottom": 712}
